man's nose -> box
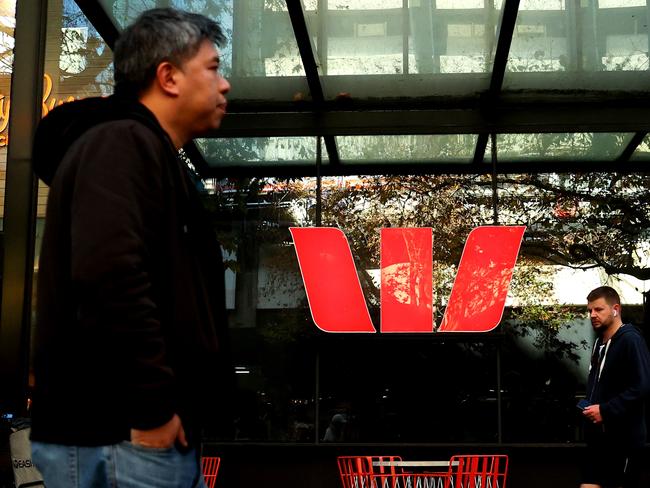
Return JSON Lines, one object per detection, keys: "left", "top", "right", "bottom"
{"left": 220, "top": 76, "right": 231, "bottom": 94}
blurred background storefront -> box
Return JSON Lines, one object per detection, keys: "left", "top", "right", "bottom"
{"left": 1, "top": 1, "right": 650, "bottom": 487}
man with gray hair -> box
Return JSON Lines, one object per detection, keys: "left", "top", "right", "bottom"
{"left": 30, "top": 8, "right": 232, "bottom": 487}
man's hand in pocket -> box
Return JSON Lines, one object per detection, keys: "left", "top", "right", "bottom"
{"left": 130, "top": 414, "right": 187, "bottom": 448}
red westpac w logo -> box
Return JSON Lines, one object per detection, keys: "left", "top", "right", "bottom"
{"left": 290, "top": 226, "right": 526, "bottom": 333}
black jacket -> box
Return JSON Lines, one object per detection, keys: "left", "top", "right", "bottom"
{"left": 585, "top": 324, "right": 650, "bottom": 449}
{"left": 31, "top": 96, "right": 233, "bottom": 445}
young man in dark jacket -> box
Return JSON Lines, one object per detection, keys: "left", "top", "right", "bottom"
{"left": 30, "top": 8, "right": 233, "bottom": 488}
{"left": 581, "top": 286, "right": 650, "bottom": 488}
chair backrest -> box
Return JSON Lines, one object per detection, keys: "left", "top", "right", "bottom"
{"left": 447, "top": 455, "right": 508, "bottom": 488}
{"left": 201, "top": 456, "right": 221, "bottom": 488}
{"left": 337, "top": 456, "right": 403, "bottom": 488}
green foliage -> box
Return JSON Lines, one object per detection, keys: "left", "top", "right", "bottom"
{"left": 508, "top": 266, "right": 587, "bottom": 362}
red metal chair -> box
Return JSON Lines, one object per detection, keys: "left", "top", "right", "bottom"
{"left": 337, "top": 456, "right": 452, "bottom": 488}
{"left": 446, "top": 455, "right": 508, "bottom": 488}
{"left": 201, "top": 456, "right": 221, "bottom": 488}
{"left": 337, "top": 456, "right": 402, "bottom": 488}
{"left": 376, "top": 471, "right": 449, "bottom": 488}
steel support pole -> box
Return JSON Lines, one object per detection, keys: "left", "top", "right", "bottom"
{"left": 0, "top": 0, "right": 48, "bottom": 415}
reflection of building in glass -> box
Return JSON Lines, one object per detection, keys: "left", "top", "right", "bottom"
{"left": 252, "top": 0, "right": 650, "bottom": 77}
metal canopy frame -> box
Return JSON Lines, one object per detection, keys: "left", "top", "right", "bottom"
{"left": 71, "top": 0, "right": 650, "bottom": 177}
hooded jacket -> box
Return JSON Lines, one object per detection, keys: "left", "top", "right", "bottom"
{"left": 30, "top": 95, "right": 233, "bottom": 445}
{"left": 585, "top": 323, "right": 650, "bottom": 449}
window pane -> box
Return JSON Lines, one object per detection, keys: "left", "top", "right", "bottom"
{"left": 201, "top": 177, "right": 317, "bottom": 441}
{"left": 495, "top": 172, "right": 648, "bottom": 441}
{"left": 301, "top": 0, "right": 499, "bottom": 99}
{"left": 103, "top": 0, "right": 309, "bottom": 102}
{"left": 197, "top": 137, "right": 324, "bottom": 167}
{"left": 36, "top": 0, "right": 114, "bottom": 250}
{"left": 486, "top": 133, "right": 634, "bottom": 161}
{"left": 504, "top": 1, "right": 649, "bottom": 90}
{"left": 49, "top": 1, "right": 113, "bottom": 101}
{"left": 337, "top": 134, "right": 478, "bottom": 163}
{"left": 30, "top": 0, "right": 114, "bottom": 376}
{"left": 196, "top": 170, "right": 650, "bottom": 445}
{"left": 506, "top": 5, "right": 568, "bottom": 74}
{"left": 320, "top": 339, "right": 498, "bottom": 443}
{"left": 317, "top": 4, "right": 405, "bottom": 76}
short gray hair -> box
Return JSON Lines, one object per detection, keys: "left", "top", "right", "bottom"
{"left": 114, "top": 8, "right": 226, "bottom": 96}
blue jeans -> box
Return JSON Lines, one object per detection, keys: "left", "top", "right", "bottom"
{"left": 31, "top": 441, "right": 208, "bottom": 488}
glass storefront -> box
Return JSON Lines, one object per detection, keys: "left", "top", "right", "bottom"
{"left": 37, "top": 0, "right": 114, "bottom": 243}
{"left": 0, "top": 1, "right": 648, "bottom": 467}
{"left": 28, "top": 1, "right": 114, "bottom": 378}
{"left": 195, "top": 169, "right": 647, "bottom": 444}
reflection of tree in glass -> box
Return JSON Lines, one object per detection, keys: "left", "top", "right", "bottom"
{"left": 199, "top": 137, "right": 315, "bottom": 341}
{"left": 55, "top": 0, "right": 113, "bottom": 97}
{"left": 341, "top": 135, "right": 476, "bottom": 161}
{"left": 319, "top": 173, "right": 649, "bottom": 356}
{"left": 496, "top": 133, "right": 630, "bottom": 160}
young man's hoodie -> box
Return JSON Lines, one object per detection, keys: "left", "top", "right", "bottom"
{"left": 585, "top": 323, "right": 650, "bottom": 449}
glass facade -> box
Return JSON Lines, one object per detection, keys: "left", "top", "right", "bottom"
{"left": 34, "top": 0, "right": 113, "bottom": 261}
{"left": 195, "top": 171, "right": 648, "bottom": 444}
{"left": 0, "top": 3, "right": 648, "bottom": 475}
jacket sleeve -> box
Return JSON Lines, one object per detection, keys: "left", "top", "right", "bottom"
{"left": 600, "top": 334, "right": 650, "bottom": 422}
{"left": 69, "top": 121, "right": 175, "bottom": 430}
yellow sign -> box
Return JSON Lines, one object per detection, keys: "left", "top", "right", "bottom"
{"left": 0, "top": 73, "right": 78, "bottom": 147}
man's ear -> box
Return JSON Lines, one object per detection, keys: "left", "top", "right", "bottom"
{"left": 155, "top": 61, "right": 181, "bottom": 97}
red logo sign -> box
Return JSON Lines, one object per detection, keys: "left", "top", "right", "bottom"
{"left": 290, "top": 226, "right": 526, "bottom": 333}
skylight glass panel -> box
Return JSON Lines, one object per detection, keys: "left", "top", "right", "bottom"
{"left": 197, "top": 137, "right": 324, "bottom": 167}
{"left": 486, "top": 133, "right": 635, "bottom": 161}
{"left": 338, "top": 135, "right": 478, "bottom": 163}
{"left": 503, "top": 0, "right": 649, "bottom": 90}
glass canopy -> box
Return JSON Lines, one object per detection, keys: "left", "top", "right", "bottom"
{"left": 93, "top": 0, "right": 650, "bottom": 173}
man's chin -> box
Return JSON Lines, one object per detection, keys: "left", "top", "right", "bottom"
{"left": 192, "top": 124, "right": 221, "bottom": 139}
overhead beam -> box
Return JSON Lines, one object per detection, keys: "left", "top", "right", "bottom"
{"left": 286, "top": 0, "right": 324, "bottom": 104}
{"left": 473, "top": 0, "right": 520, "bottom": 164}
{"left": 216, "top": 102, "right": 650, "bottom": 137}
{"left": 285, "top": 0, "right": 340, "bottom": 166}
{"left": 199, "top": 158, "right": 650, "bottom": 179}
{"left": 473, "top": 134, "right": 489, "bottom": 164}
{"left": 617, "top": 132, "right": 647, "bottom": 162}
{"left": 489, "top": 0, "right": 521, "bottom": 94}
